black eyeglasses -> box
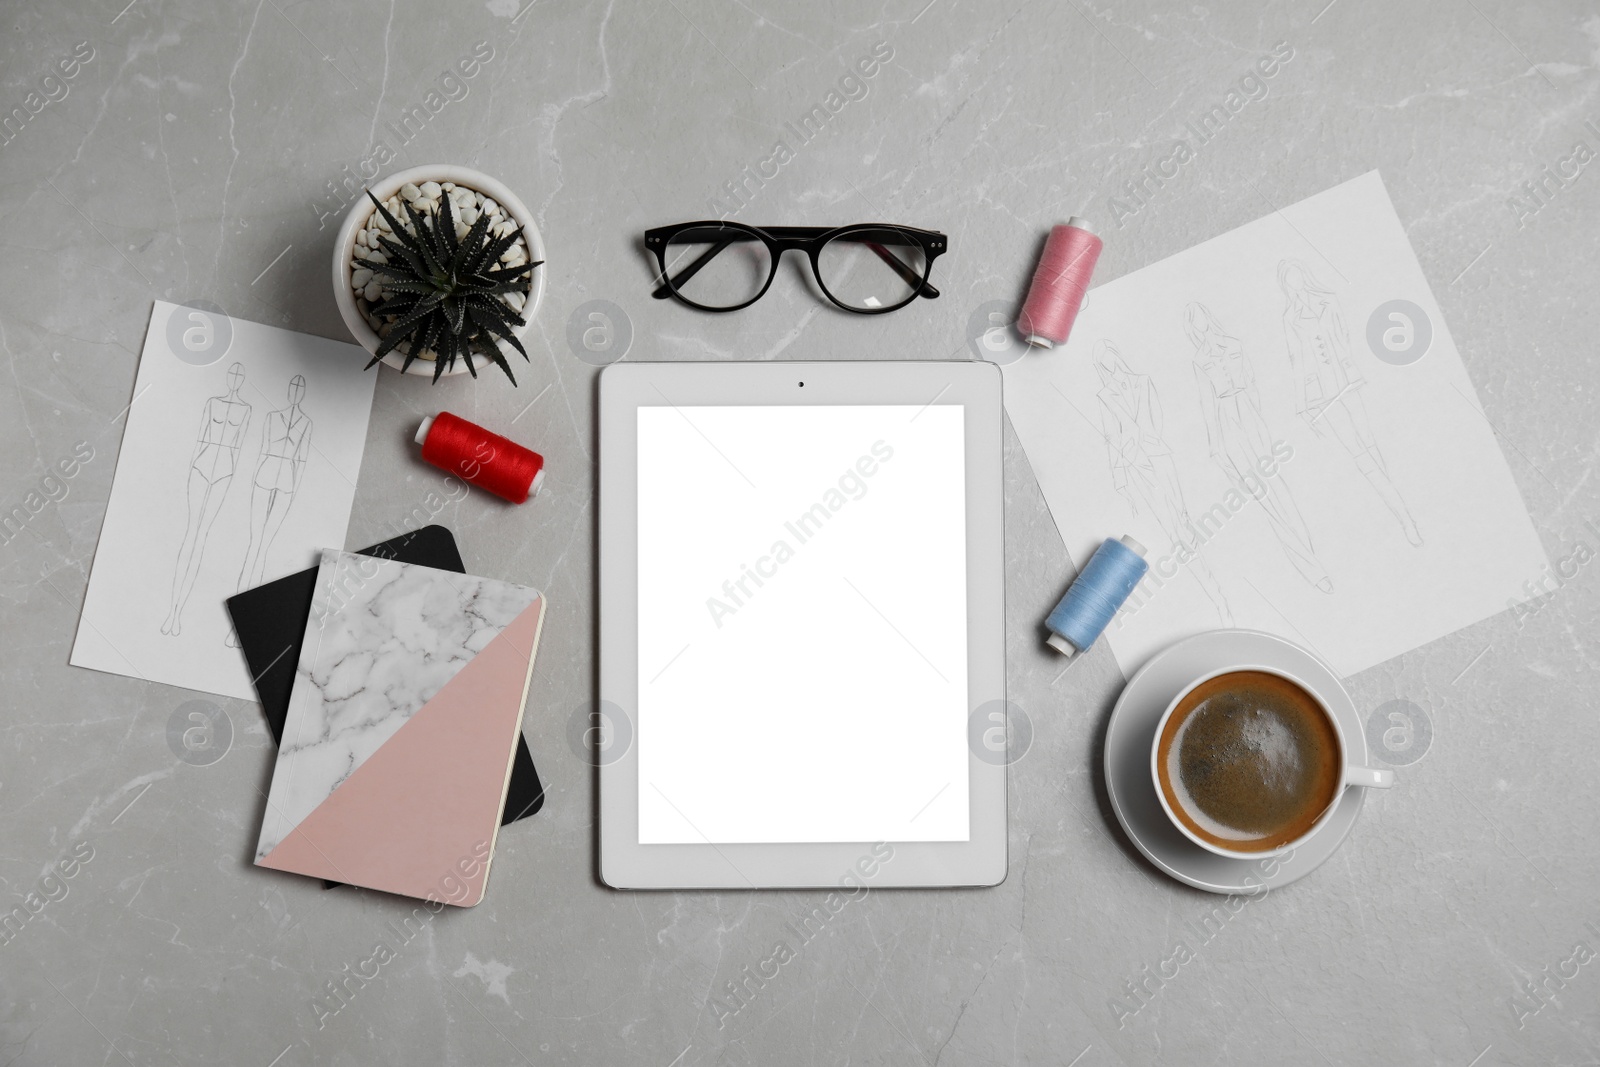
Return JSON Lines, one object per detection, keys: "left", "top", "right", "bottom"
{"left": 645, "top": 222, "right": 946, "bottom": 314}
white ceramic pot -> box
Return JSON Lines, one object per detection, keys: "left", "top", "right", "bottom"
{"left": 331, "top": 164, "right": 545, "bottom": 378}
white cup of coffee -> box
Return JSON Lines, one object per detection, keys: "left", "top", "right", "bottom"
{"left": 1150, "top": 665, "right": 1393, "bottom": 858}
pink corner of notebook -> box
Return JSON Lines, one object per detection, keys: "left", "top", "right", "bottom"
{"left": 258, "top": 597, "right": 544, "bottom": 904}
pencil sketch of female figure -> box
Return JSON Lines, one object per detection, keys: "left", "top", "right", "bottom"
{"left": 1092, "top": 339, "right": 1232, "bottom": 623}
{"left": 1278, "top": 259, "right": 1422, "bottom": 545}
{"left": 1184, "top": 303, "right": 1332, "bottom": 594}
{"left": 162, "top": 363, "right": 251, "bottom": 635}
{"left": 225, "top": 375, "right": 313, "bottom": 647}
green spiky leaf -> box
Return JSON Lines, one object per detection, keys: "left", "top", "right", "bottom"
{"left": 437, "top": 193, "right": 459, "bottom": 259}
{"left": 468, "top": 303, "right": 529, "bottom": 361}
{"left": 365, "top": 191, "right": 422, "bottom": 257}
{"left": 470, "top": 229, "right": 521, "bottom": 275}
{"left": 448, "top": 212, "right": 493, "bottom": 276}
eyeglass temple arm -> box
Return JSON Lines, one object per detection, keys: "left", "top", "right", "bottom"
{"left": 866, "top": 242, "right": 940, "bottom": 299}
{"left": 652, "top": 238, "right": 737, "bottom": 299}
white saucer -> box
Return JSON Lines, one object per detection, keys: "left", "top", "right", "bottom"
{"left": 1104, "top": 629, "right": 1369, "bottom": 894}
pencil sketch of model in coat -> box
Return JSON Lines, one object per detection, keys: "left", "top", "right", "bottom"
{"left": 162, "top": 363, "right": 251, "bottom": 636}
{"left": 1184, "top": 303, "right": 1333, "bottom": 594}
{"left": 1092, "top": 339, "right": 1233, "bottom": 623}
{"left": 1277, "top": 259, "right": 1422, "bottom": 546}
{"left": 226, "top": 375, "right": 312, "bottom": 647}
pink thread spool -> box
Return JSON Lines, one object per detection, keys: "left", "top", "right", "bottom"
{"left": 1017, "top": 217, "right": 1102, "bottom": 349}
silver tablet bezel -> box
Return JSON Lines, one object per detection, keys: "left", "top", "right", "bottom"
{"left": 597, "top": 360, "right": 1006, "bottom": 889}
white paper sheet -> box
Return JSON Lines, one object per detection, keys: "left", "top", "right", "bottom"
{"left": 72, "top": 301, "right": 377, "bottom": 699}
{"left": 1002, "top": 172, "right": 1548, "bottom": 678}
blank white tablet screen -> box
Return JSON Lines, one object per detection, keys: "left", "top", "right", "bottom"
{"left": 636, "top": 404, "right": 969, "bottom": 844}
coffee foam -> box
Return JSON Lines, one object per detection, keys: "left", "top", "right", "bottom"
{"left": 1157, "top": 671, "right": 1342, "bottom": 852}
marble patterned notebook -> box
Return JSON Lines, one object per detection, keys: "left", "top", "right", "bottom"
{"left": 255, "top": 549, "right": 546, "bottom": 906}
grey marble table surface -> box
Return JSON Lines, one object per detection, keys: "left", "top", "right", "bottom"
{"left": 3, "top": 1, "right": 1598, "bottom": 1064}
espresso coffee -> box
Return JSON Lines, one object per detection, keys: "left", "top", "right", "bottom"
{"left": 1156, "top": 670, "right": 1342, "bottom": 852}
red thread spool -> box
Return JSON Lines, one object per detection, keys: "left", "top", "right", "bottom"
{"left": 1017, "top": 217, "right": 1102, "bottom": 349}
{"left": 415, "top": 412, "right": 545, "bottom": 504}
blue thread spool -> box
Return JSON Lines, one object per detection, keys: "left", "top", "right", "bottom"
{"left": 1045, "top": 536, "right": 1149, "bottom": 660}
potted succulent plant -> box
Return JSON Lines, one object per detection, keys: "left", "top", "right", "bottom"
{"left": 331, "top": 165, "right": 545, "bottom": 383}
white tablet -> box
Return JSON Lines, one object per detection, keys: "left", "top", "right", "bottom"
{"left": 597, "top": 360, "right": 1006, "bottom": 889}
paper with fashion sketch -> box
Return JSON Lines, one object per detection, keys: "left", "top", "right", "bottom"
{"left": 1002, "top": 171, "right": 1547, "bottom": 677}
{"left": 71, "top": 301, "right": 376, "bottom": 699}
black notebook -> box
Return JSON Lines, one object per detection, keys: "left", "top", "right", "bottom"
{"left": 227, "top": 526, "right": 546, "bottom": 831}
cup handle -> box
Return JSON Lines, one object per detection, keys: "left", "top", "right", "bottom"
{"left": 1345, "top": 764, "right": 1394, "bottom": 789}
